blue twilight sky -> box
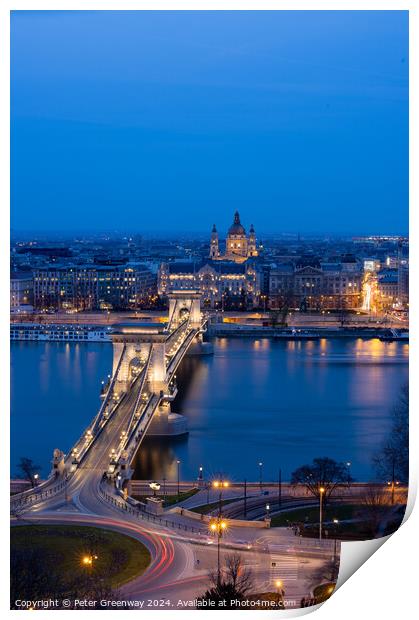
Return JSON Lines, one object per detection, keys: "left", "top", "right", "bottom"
{"left": 11, "top": 10, "right": 408, "bottom": 236}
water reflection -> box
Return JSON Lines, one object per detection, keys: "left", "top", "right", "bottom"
{"left": 132, "top": 436, "right": 189, "bottom": 481}
{"left": 134, "top": 337, "right": 408, "bottom": 482}
{"left": 11, "top": 338, "right": 408, "bottom": 481}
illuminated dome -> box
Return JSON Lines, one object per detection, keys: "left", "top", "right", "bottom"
{"left": 228, "top": 211, "right": 246, "bottom": 235}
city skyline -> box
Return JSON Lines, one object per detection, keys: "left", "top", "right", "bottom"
{"left": 11, "top": 10, "right": 408, "bottom": 234}
{"left": 10, "top": 225, "right": 410, "bottom": 239}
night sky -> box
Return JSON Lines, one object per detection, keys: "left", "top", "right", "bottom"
{"left": 11, "top": 10, "right": 408, "bottom": 235}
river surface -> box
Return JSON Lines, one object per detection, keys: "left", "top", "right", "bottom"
{"left": 10, "top": 338, "right": 408, "bottom": 482}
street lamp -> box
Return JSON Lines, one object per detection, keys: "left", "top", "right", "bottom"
{"left": 319, "top": 486, "right": 325, "bottom": 541}
{"left": 387, "top": 455, "right": 399, "bottom": 505}
{"left": 266, "top": 503, "right": 270, "bottom": 519}
{"left": 332, "top": 518, "right": 339, "bottom": 578}
{"left": 275, "top": 579, "right": 285, "bottom": 608}
{"left": 81, "top": 553, "right": 98, "bottom": 569}
{"left": 259, "top": 462, "right": 263, "bottom": 492}
{"left": 346, "top": 462, "right": 352, "bottom": 488}
{"left": 209, "top": 517, "right": 228, "bottom": 584}
{"left": 212, "top": 479, "right": 229, "bottom": 516}
{"left": 387, "top": 479, "right": 400, "bottom": 505}
{"left": 176, "top": 460, "right": 180, "bottom": 496}
{"left": 33, "top": 473, "right": 39, "bottom": 487}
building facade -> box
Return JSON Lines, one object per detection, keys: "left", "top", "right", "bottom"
{"left": 269, "top": 257, "right": 363, "bottom": 310}
{"left": 158, "top": 260, "right": 259, "bottom": 308}
{"left": 33, "top": 264, "right": 157, "bottom": 311}
{"left": 10, "top": 272, "right": 34, "bottom": 313}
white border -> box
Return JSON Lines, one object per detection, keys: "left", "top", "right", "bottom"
{"left": 1, "top": 3, "right": 417, "bottom": 619}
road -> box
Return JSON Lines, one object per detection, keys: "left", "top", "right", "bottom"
{"left": 14, "top": 493, "right": 335, "bottom": 608}
{"left": 10, "top": 311, "right": 340, "bottom": 608}
{"left": 12, "top": 447, "right": 338, "bottom": 609}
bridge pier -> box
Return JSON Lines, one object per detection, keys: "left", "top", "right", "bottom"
{"left": 186, "top": 340, "right": 214, "bottom": 356}
{"left": 147, "top": 401, "right": 188, "bottom": 437}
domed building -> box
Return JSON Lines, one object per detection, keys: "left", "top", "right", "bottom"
{"left": 209, "top": 211, "right": 258, "bottom": 263}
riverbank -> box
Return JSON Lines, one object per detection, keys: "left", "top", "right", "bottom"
{"left": 9, "top": 320, "right": 409, "bottom": 342}
{"left": 208, "top": 324, "right": 409, "bottom": 340}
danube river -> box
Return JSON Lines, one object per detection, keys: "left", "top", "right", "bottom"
{"left": 11, "top": 337, "right": 408, "bottom": 482}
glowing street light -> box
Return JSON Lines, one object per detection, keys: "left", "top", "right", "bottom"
{"left": 259, "top": 462, "right": 263, "bottom": 491}
{"left": 387, "top": 479, "right": 400, "bottom": 505}
{"left": 346, "top": 461, "right": 352, "bottom": 488}
{"left": 212, "top": 478, "right": 230, "bottom": 516}
{"left": 81, "top": 553, "right": 98, "bottom": 568}
{"left": 209, "top": 517, "right": 228, "bottom": 583}
{"left": 332, "top": 518, "right": 339, "bottom": 576}
{"left": 319, "top": 486, "right": 325, "bottom": 541}
{"left": 176, "top": 460, "right": 181, "bottom": 496}
{"left": 275, "top": 579, "right": 285, "bottom": 608}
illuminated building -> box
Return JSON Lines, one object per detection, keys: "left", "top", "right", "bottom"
{"left": 377, "top": 271, "right": 399, "bottom": 309}
{"left": 209, "top": 211, "right": 259, "bottom": 263}
{"left": 33, "top": 264, "right": 156, "bottom": 311}
{"left": 10, "top": 272, "right": 34, "bottom": 313}
{"left": 269, "top": 256, "right": 363, "bottom": 310}
{"left": 158, "top": 260, "right": 259, "bottom": 309}
{"left": 398, "top": 260, "right": 409, "bottom": 305}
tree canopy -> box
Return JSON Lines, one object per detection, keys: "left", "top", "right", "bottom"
{"left": 291, "top": 457, "right": 354, "bottom": 501}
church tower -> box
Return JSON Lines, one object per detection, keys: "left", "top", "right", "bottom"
{"left": 209, "top": 224, "right": 220, "bottom": 259}
{"left": 248, "top": 224, "right": 258, "bottom": 257}
{"left": 226, "top": 211, "right": 248, "bottom": 259}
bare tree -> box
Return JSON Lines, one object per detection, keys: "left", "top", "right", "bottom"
{"left": 200, "top": 553, "right": 254, "bottom": 607}
{"left": 291, "top": 457, "right": 354, "bottom": 504}
{"left": 356, "top": 486, "right": 403, "bottom": 538}
{"left": 223, "top": 554, "right": 254, "bottom": 596}
{"left": 373, "top": 383, "right": 408, "bottom": 484}
{"left": 16, "top": 458, "right": 41, "bottom": 488}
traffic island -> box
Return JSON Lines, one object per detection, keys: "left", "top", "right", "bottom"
{"left": 11, "top": 524, "right": 151, "bottom": 601}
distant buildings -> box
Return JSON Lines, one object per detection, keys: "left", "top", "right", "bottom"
{"left": 10, "top": 272, "right": 34, "bottom": 313}
{"left": 33, "top": 264, "right": 157, "bottom": 311}
{"left": 398, "top": 260, "right": 409, "bottom": 305}
{"left": 376, "top": 270, "right": 399, "bottom": 307}
{"left": 268, "top": 255, "right": 363, "bottom": 310}
{"left": 9, "top": 224, "right": 409, "bottom": 314}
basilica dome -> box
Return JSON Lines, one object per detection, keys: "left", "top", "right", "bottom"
{"left": 228, "top": 211, "right": 246, "bottom": 235}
